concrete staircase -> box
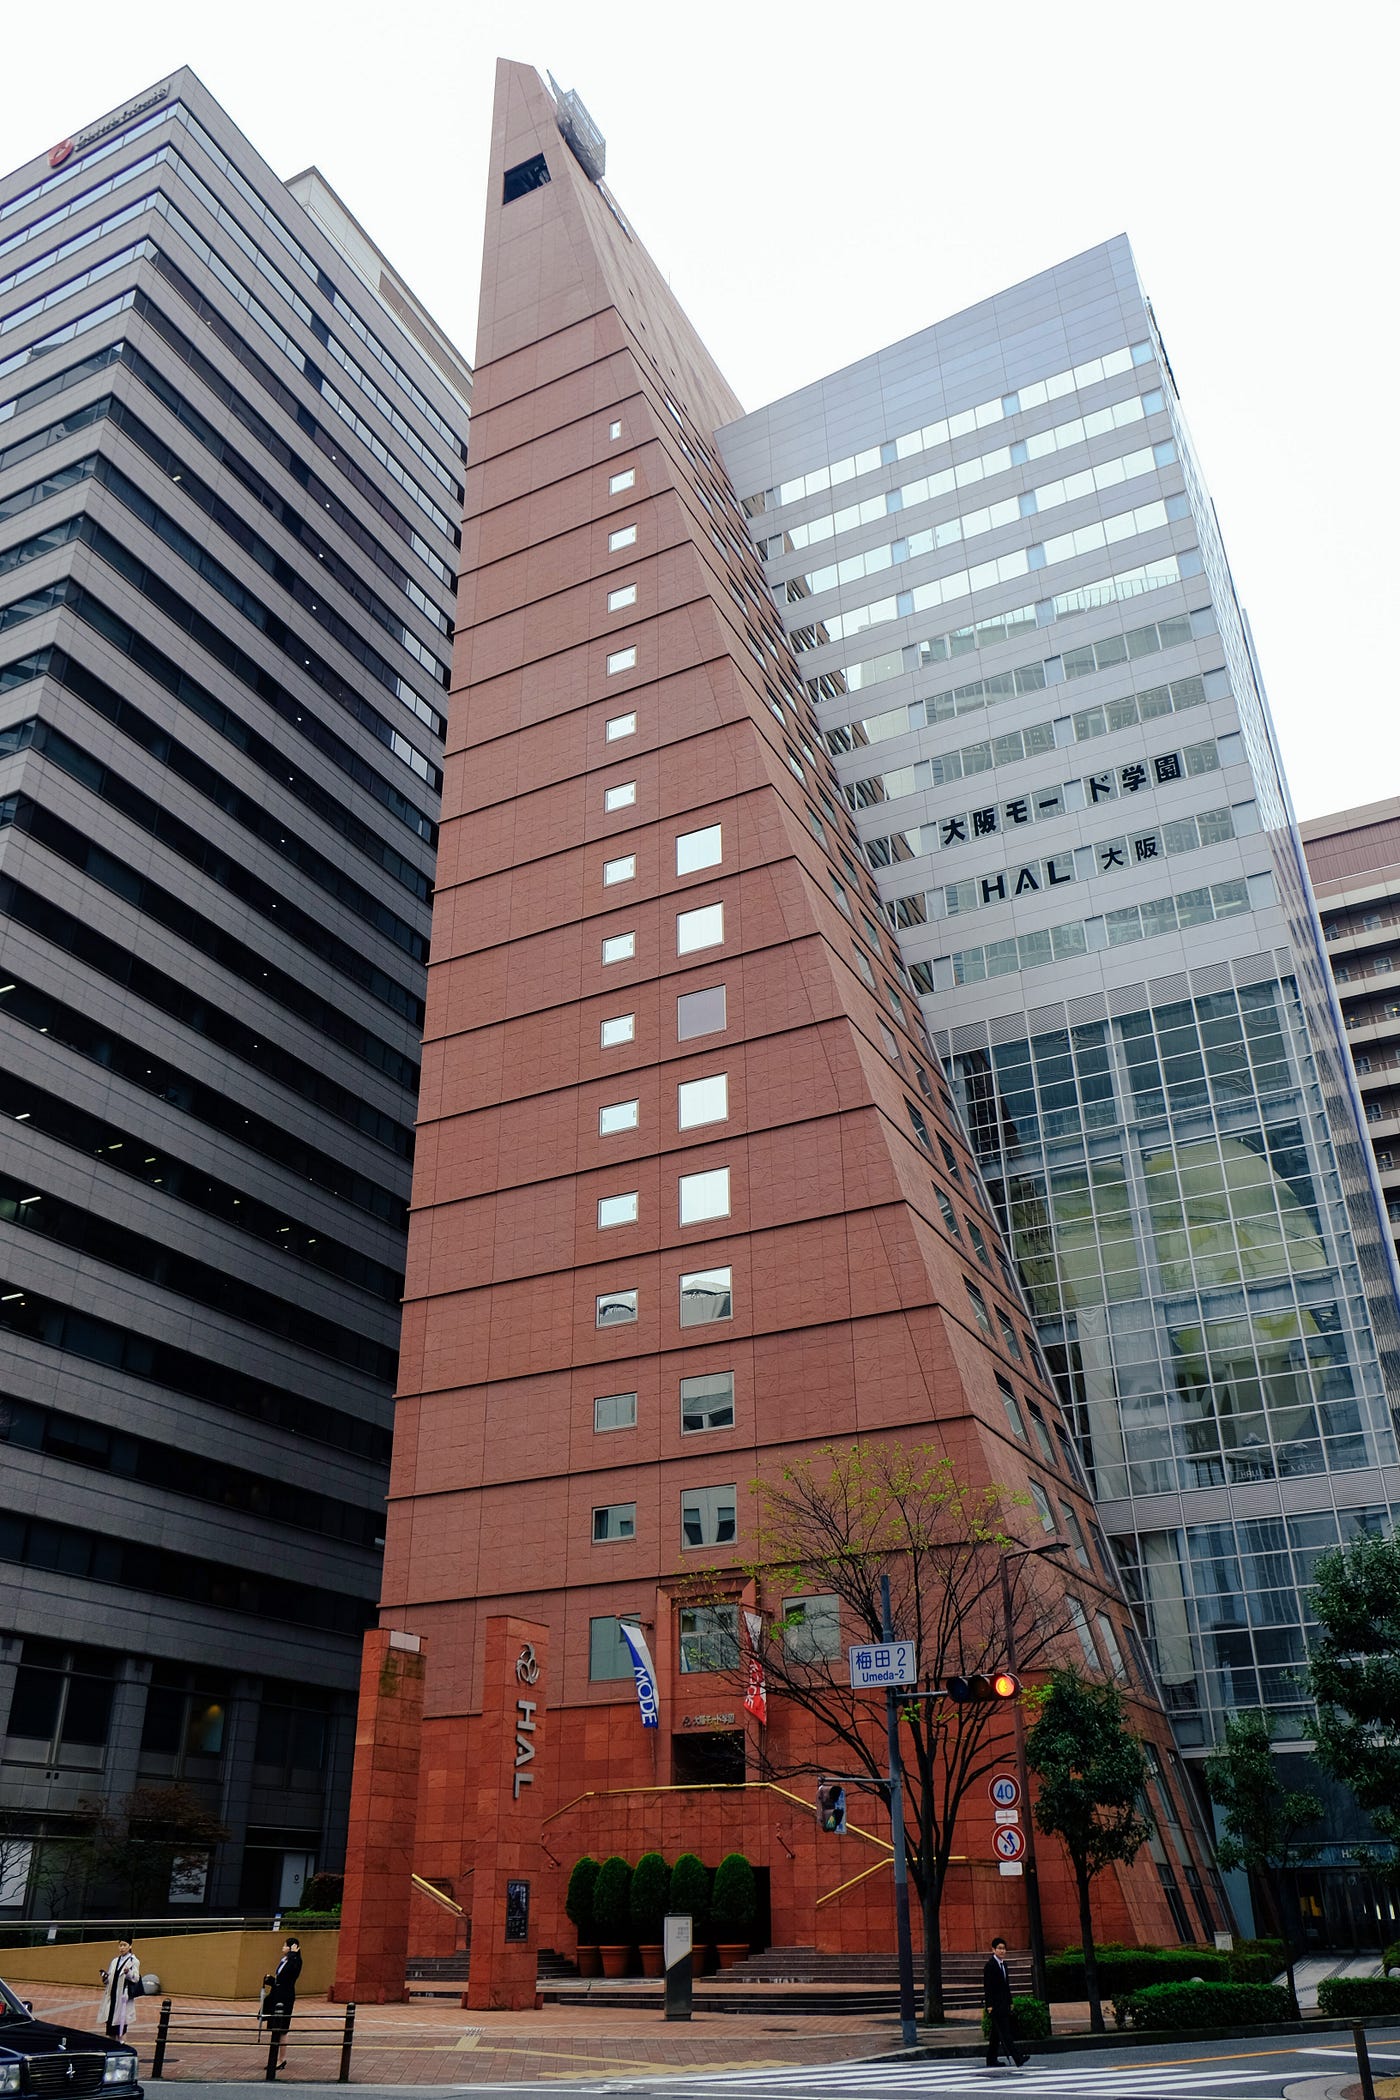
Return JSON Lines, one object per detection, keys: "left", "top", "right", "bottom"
{"left": 405, "top": 1952, "right": 470, "bottom": 2000}
{"left": 720, "top": 1946, "right": 1032, "bottom": 2009}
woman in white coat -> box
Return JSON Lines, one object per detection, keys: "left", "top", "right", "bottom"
{"left": 98, "top": 1940, "right": 142, "bottom": 2040}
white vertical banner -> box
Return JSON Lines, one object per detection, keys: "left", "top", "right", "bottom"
{"left": 618, "top": 1620, "right": 660, "bottom": 1728}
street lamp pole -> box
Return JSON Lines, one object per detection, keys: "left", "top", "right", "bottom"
{"left": 999, "top": 1541, "right": 1068, "bottom": 2006}
{"left": 880, "top": 1573, "right": 919, "bottom": 2047}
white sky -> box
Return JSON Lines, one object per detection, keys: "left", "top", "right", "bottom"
{"left": 7, "top": 0, "right": 1398, "bottom": 825}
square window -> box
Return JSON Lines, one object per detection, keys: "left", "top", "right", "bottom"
{"left": 937, "top": 1189, "right": 961, "bottom": 1239}
{"left": 596, "top": 1288, "right": 637, "bottom": 1326}
{"left": 607, "top": 647, "right": 637, "bottom": 675}
{"left": 679, "top": 1166, "right": 730, "bottom": 1224}
{"left": 997, "top": 1310, "right": 1023, "bottom": 1360}
{"left": 605, "top": 712, "right": 636, "bottom": 741}
{"left": 602, "top": 931, "right": 636, "bottom": 964}
{"left": 676, "top": 824, "right": 723, "bottom": 875}
{"left": 598, "top": 1099, "right": 639, "bottom": 1135}
{"left": 1029, "top": 1480, "right": 1055, "bottom": 1533}
{"left": 965, "top": 1279, "right": 992, "bottom": 1334}
{"left": 609, "top": 420, "right": 623, "bottom": 441}
{"left": 678, "top": 1603, "right": 738, "bottom": 1671}
{"left": 604, "top": 781, "right": 637, "bottom": 812}
{"left": 600, "top": 1012, "right": 634, "bottom": 1047}
{"left": 782, "top": 1593, "right": 840, "bottom": 1662}
{"left": 681, "top": 1483, "right": 737, "bottom": 1549}
{"left": 679, "top": 1264, "right": 732, "bottom": 1324}
{"left": 856, "top": 949, "right": 879, "bottom": 992}
{"left": 603, "top": 854, "right": 636, "bottom": 886}
{"left": 598, "top": 1191, "right": 639, "bottom": 1229}
{"left": 968, "top": 1220, "right": 991, "bottom": 1268}
{"left": 678, "top": 1073, "right": 728, "bottom": 1128}
{"left": 996, "top": 1372, "right": 1026, "bottom": 1440}
{"left": 1067, "top": 1595, "right": 1098, "bottom": 1667}
{"left": 593, "top": 1502, "right": 636, "bottom": 1542}
{"left": 589, "top": 1612, "right": 640, "bottom": 1679}
{"left": 608, "top": 584, "right": 637, "bottom": 612}
{"left": 677, "top": 902, "right": 724, "bottom": 954}
{"left": 609, "top": 525, "right": 637, "bottom": 550}
{"left": 1061, "top": 1503, "right": 1091, "bottom": 1568}
{"left": 680, "top": 1370, "right": 735, "bottom": 1432}
{"left": 1095, "top": 1612, "right": 1129, "bottom": 1680}
{"left": 594, "top": 1391, "right": 637, "bottom": 1432}
{"left": 609, "top": 469, "right": 635, "bottom": 494}
{"left": 677, "top": 984, "right": 726, "bottom": 1039}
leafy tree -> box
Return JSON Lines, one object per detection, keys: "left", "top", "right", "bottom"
{"left": 591, "top": 1855, "right": 633, "bottom": 1944}
{"left": 629, "top": 1852, "right": 670, "bottom": 1945}
{"left": 1025, "top": 1667, "right": 1151, "bottom": 2032}
{"left": 1307, "top": 1530, "right": 1400, "bottom": 1850}
{"left": 712, "top": 1852, "right": 758, "bottom": 1942}
{"left": 683, "top": 1441, "right": 1072, "bottom": 2020}
{"left": 1204, "top": 1708, "right": 1320, "bottom": 2017}
{"left": 86, "top": 1784, "right": 230, "bottom": 1914}
{"left": 667, "top": 1853, "right": 711, "bottom": 1942}
{"left": 565, "top": 1855, "right": 600, "bottom": 1944}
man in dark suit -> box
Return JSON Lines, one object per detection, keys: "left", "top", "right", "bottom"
{"left": 983, "top": 1934, "right": 1028, "bottom": 2069}
{"left": 264, "top": 1936, "right": 303, "bottom": 2071}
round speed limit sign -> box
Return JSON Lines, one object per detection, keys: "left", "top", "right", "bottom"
{"left": 988, "top": 1774, "right": 1020, "bottom": 1809}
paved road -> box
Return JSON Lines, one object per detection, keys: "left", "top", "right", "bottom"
{"left": 168, "top": 2023, "right": 1400, "bottom": 2096}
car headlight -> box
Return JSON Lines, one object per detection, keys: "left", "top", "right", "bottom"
{"left": 103, "top": 2053, "right": 138, "bottom": 2086}
{"left": 1, "top": 2067, "right": 20, "bottom": 2094}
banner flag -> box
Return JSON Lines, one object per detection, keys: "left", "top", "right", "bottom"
{"left": 618, "top": 1619, "right": 660, "bottom": 1729}
{"left": 742, "top": 1609, "right": 768, "bottom": 1725}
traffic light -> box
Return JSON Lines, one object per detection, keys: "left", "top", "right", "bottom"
{"left": 817, "top": 1780, "right": 847, "bottom": 1834}
{"left": 945, "top": 1671, "right": 1021, "bottom": 1703}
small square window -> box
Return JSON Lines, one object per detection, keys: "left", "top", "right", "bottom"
{"left": 598, "top": 1099, "right": 639, "bottom": 1135}
{"left": 609, "top": 420, "right": 623, "bottom": 441}
{"left": 968, "top": 1220, "right": 991, "bottom": 1268}
{"left": 679, "top": 1166, "right": 730, "bottom": 1224}
{"left": 937, "top": 1189, "right": 962, "bottom": 1240}
{"left": 603, "top": 854, "right": 636, "bottom": 886}
{"left": 607, "top": 647, "right": 637, "bottom": 675}
{"left": 680, "top": 1370, "right": 735, "bottom": 1432}
{"left": 602, "top": 931, "right": 636, "bottom": 964}
{"left": 605, "top": 712, "right": 636, "bottom": 741}
{"left": 996, "top": 1372, "right": 1026, "bottom": 1440}
{"left": 856, "top": 949, "right": 879, "bottom": 992}
{"left": 676, "top": 824, "right": 723, "bottom": 875}
{"left": 678, "top": 1603, "right": 738, "bottom": 1671}
{"left": 678, "top": 1073, "right": 728, "bottom": 1128}
{"left": 677, "top": 984, "right": 726, "bottom": 1038}
{"left": 593, "top": 1502, "right": 636, "bottom": 1542}
{"left": 907, "top": 1100, "right": 933, "bottom": 1152}
{"left": 681, "top": 1483, "right": 737, "bottom": 1549}
{"left": 677, "top": 902, "right": 724, "bottom": 954}
{"left": 965, "top": 1279, "right": 992, "bottom": 1334}
{"left": 782, "top": 1593, "right": 840, "bottom": 1661}
{"left": 609, "top": 469, "right": 635, "bottom": 494}
{"left": 598, "top": 1191, "right": 638, "bottom": 1229}
{"left": 596, "top": 1288, "right": 637, "bottom": 1326}
{"left": 1029, "top": 1481, "right": 1056, "bottom": 1533}
{"left": 609, "top": 525, "right": 637, "bottom": 550}
{"left": 679, "top": 1264, "right": 732, "bottom": 1324}
{"left": 829, "top": 877, "right": 853, "bottom": 919}
{"left": 1027, "top": 1404, "right": 1056, "bottom": 1467}
{"left": 997, "top": 1310, "right": 1023, "bottom": 1361}
{"left": 604, "top": 781, "right": 636, "bottom": 812}
{"left": 594, "top": 1391, "right": 637, "bottom": 1432}
{"left": 600, "top": 1012, "right": 634, "bottom": 1047}
{"left": 589, "top": 1613, "right": 640, "bottom": 1679}
{"left": 1067, "top": 1596, "right": 1098, "bottom": 1668}
{"left": 1096, "top": 1612, "right": 1129, "bottom": 1680}
{"left": 608, "top": 584, "right": 637, "bottom": 612}
{"left": 1061, "top": 1503, "right": 1091, "bottom": 1568}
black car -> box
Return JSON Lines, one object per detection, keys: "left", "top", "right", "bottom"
{"left": 0, "top": 1977, "right": 141, "bottom": 2099}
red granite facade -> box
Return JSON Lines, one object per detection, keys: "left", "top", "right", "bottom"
{"left": 333, "top": 60, "right": 1224, "bottom": 1997}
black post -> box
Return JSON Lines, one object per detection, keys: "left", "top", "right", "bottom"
{"left": 1001, "top": 1552, "right": 1049, "bottom": 2006}
{"left": 151, "top": 2000, "right": 171, "bottom": 2082}
{"left": 338, "top": 2003, "right": 356, "bottom": 2084}
{"left": 881, "top": 1572, "right": 919, "bottom": 2047}
{"left": 1354, "top": 2022, "right": 1378, "bottom": 2100}
{"left": 264, "top": 2030, "right": 280, "bottom": 2083}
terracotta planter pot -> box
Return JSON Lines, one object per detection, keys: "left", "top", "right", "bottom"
{"left": 638, "top": 1945, "right": 664, "bottom": 1978}
{"left": 575, "top": 1944, "right": 601, "bottom": 1977}
{"left": 690, "top": 1946, "right": 708, "bottom": 1977}
{"left": 599, "top": 1945, "right": 631, "bottom": 1978}
{"left": 715, "top": 1942, "right": 749, "bottom": 1969}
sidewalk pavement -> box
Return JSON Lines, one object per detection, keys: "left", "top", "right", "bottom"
{"left": 19, "top": 1980, "right": 977, "bottom": 2084}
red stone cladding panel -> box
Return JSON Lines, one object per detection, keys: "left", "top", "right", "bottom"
{"left": 466, "top": 1616, "right": 550, "bottom": 2010}
{"left": 331, "top": 1632, "right": 426, "bottom": 2002}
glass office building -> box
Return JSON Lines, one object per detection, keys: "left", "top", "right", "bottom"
{"left": 718, "top": 241, "right": 1400, "bottom": 1809}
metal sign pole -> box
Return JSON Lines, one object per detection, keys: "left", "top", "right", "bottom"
{"left": 880, "top": 1574, "right": 919, "bottom": 2046}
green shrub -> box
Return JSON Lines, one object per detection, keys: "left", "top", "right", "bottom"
{"left": 980, "top": 1995, "right": 1051, "bottom": 2042}
{"left": 1383, "top": 1941, "right": 1400, "bottom": 1978}
{"left": 1046, "top": 1945, "right": 1229, "bottom": 2000}
{"left": 668, "top": 1853, "right": 712, "bottom": 1940}
{"left": 1114, "top": 1980, "right": 1292, "bottom": 2031}
{"left": 279, "top": 1909, "right": 341, "bottom": 1926}
{"left": 299, "top": 1872, "right": 344, "bottom": 1912}
{"left": 629, "top": 1852, "right": 670, "bottom": 1944}
{"left": 592, "top": 1855, "right": 633, "bottom": 1944}
{"left": 565, "top": 1855, "right": 601, "bottom": 1942}
{"left": 712, "top": 1853, "right": 758, "bottom": 1940}
{"left": 1317, "top": 1976, "right": 1400, "bottom": 2018}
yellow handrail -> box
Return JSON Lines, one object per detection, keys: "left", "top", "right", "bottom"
{"left": 411, "top": 1873, "right": 464, "bottom": 1914}
{"left": 539, "top": 1778, "right": 894, "bottom": 1854}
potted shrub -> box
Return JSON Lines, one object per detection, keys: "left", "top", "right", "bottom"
{"left": 592, "top": 1854, "right": 634, "bottom": 1978}
{"left": 630, "top": 1851, "right": 670, "bottom": 1977}
{"left": 668, "top": 1852, "right": 712, "bottom": 1975}
{"left": 565, "top": 1855, "right": 602, "bottom": 1978}
{"left": 711, "top": 1851, "right": 757, "bottom": 1967}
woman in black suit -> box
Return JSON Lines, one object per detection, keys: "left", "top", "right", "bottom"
{"left": 264, "top": 1937, "right": 302, "bottom": 2070}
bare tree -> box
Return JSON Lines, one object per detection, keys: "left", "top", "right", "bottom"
{"left": 686, "top": 1442, "right": 1071, "bottom": 2021}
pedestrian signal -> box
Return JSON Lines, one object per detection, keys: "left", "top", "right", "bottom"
{"left": 817, "top": 1780, "right": 847, "bottom": 1834}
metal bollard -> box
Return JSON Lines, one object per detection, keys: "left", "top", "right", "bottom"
{"left": 265, "top": 2029, "right": 280, "bottom": 2083}
{"left": 1354, "top": 2020, "right": 1378, "bottom": 2100}
{"left": 338, "top": 2003, "right": 356, "bottom": 2085}
{"left": 151, "top": 2001, "right": 172, "bottom": 2082}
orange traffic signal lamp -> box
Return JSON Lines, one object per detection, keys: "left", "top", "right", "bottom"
{"left": 945, "top": 1671, "right": 1021, "bottom": 1703}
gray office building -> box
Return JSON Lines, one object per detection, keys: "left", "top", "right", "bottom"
{"left": 718, "top": 239, "right": 1400, "bottom": 1934}
{"left": 0, "top": 71, "right": 468, "bottom": 1913}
